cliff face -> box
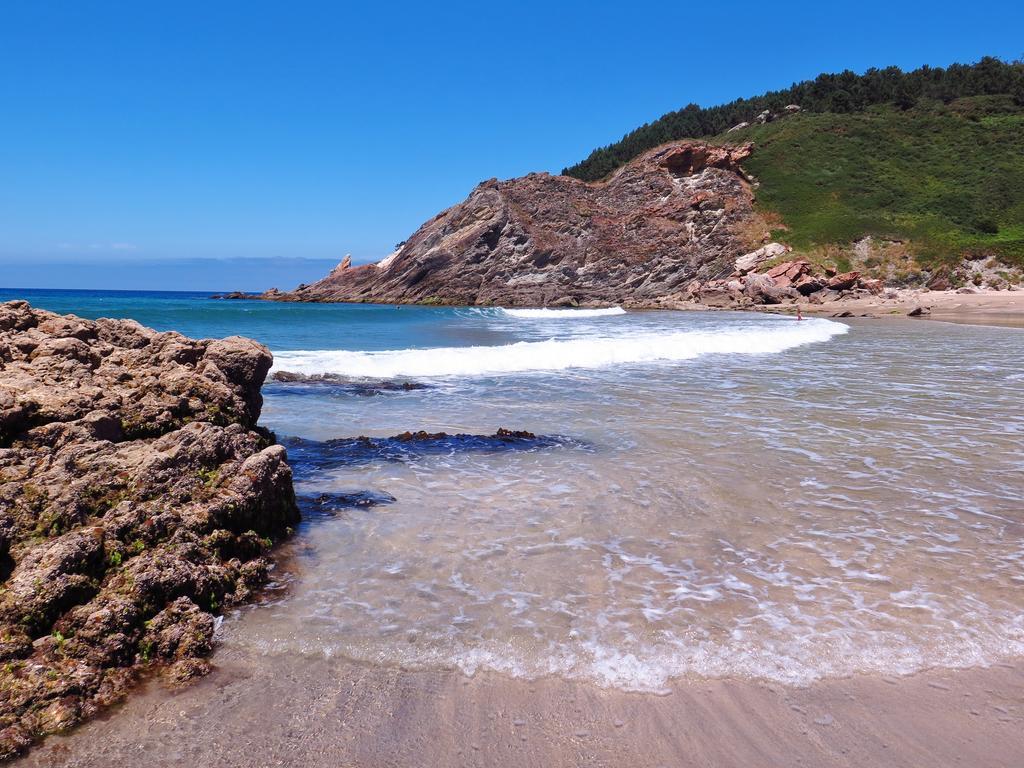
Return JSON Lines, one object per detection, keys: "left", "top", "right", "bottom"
{"left": 268, "top": 141, "right": 757, "bottom": 306}
{"left": 0, "top": 301, "right": 298, "bottom": 759}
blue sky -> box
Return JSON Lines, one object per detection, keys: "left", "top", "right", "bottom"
{"left": 2, "top": 0, "right": 1022, "bottom": 290}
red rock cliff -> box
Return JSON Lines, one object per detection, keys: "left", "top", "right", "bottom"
{"left": 267, "top": 141, "right": 756, "bottom": 306}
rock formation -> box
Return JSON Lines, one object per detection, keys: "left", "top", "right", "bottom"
{"left": 264, "top": 141, "right": 759, "bottom": 306}
{"left": 0, "top": 301, "right": 298, "bottom": 759}
{"left": 688, "top": 259, "right": 883, "bottom": 308}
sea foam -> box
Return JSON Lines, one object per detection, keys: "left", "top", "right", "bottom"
{"left": 498, "top": 306, "right": 627, "bottom": 318}
{"left": 272, "top": 317, "right": 848, "bottom": 379}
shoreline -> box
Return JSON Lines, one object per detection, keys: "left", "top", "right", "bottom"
{"left": 655, "top": 288, "right": 1024, "bottom": 328}
{"left": 18, "top": 651, "right": 1024, "bottom": 767}
{"left": 785, "top": 288, "right": 1024, "bottom": 329}
{"left": 6, "top": 294, "right": 1023, "bottom": 765}
{"left": 213, "top": 286, "right": 1024, "bottom": 329}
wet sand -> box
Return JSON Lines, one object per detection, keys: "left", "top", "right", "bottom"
{"left": 796, "top": 289, "right": 1024, "bottom": 328}
{"left": 18, "top": 651, "right": 1024, "bottom": 768}
{"left": 665, "top": 289, "right": 1024, "bottom": 328}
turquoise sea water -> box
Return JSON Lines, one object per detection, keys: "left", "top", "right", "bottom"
{"left": 0, "top": 288, "right": 467, "bottom": 351}
{"left": 4, "top": 286, "right": 1023, "bottom": 690}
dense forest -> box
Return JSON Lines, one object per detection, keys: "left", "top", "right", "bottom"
{"left": 564, "top": 58, "right": 1024, "bottom": 181}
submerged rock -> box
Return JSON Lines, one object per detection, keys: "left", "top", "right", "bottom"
{"left": 267, "top": 371, "right": 428, "bottom": 396}
{"left": 392, "top": 428, "right": 537, "bottom": 442}
{"left": 298, "top": 491, "right": 397, "bottom": 516}
{"left": 282, "top": 429, "right": 579, "bottom": 473}
{"left": 0, "top": 300, "right": 298, "bottom": 759}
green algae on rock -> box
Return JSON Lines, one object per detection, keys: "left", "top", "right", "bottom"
{"left": 0, "top": 300, "right": 299, "bottom": 760}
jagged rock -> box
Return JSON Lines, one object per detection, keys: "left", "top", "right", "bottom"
{"left": 0, "top": 301, "right": 299, "bottom": 759}
{"left": 794, "top": 275, "right": 827, "bottom": 295}
{"left": 263, "top": 141, "right": 757, "bottom": 306}
{"left": 860, "top": 278, "right": 885, "bottom": 295}
{"left": 826, "top": 271, "right": 861, "bottom": 291}
{"left": 765, "top": 260, "right": 813, "bottom": 289}
{"left": 210, "top": 291, "right": 257, "bottom": 300}
{"left": 926, "top": 270, "right": 951, "bottom": 291}
{"left": 735, "top": 242, "right": 788, "bottom": 275}
{"left": 726, "top": 121, "right": 750, "bottom": 133}
{"left": 743, "top": 273, "right": 786, "bottom": 305}
{"left": 696, "top": 284, "right": 738, "bottom": 308}
{"left": 907, "top": 306, "right": 931, "bottom": 317}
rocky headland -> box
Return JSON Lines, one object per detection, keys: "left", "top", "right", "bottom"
{"left": 256, "top": 138, "right": 1023, "bottom": 319}
{"left": 0, "top": 301, "right": 298, "bottom": 759}
{"left": 262, "top": 141, "right": 759, "bottom": 306}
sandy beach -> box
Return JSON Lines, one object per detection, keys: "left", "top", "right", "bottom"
{"left": 794, "top": 289, "right": 1024, "bottom": 328}
{"left": 18, "top": 650, "right": 1024, "bottom": 768}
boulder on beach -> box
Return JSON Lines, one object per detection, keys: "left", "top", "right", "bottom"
{"left": 0, "top": 300, "right": 299, "bottom": 759}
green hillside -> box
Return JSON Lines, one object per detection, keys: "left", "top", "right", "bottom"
{"left": 563, "top": 59, "right": 1024, "bottom": 270}
{"left": 726, "top": 97, "right": 1024, "bottom": 268}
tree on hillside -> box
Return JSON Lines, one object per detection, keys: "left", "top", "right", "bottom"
{"left": 828, "top": 89, "right": 856, "bottom": 113}
{"left": 1012, "top": 76, "right": 1024, "bottom": 106}
{"left": 894, "top": 84, "right": 917, "bottom": 111}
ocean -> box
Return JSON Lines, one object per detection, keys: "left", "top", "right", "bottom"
{"left": 5, "top": 287, "right": 1023, "bottom": 691}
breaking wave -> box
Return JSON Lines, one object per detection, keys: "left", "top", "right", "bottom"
{"left": 498, "top": 306, "right": 627, "bottom": 318}
{"left": 272, "top": 317, "right": 848, "bottom": 379}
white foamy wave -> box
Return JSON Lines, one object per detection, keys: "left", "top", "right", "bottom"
{"left": 498, "top": 306, "right": 627, "bottom": 319}
{"left": 272, "top": 318, "right": 848, "bottom": 379}
{"left": 242, "top": 625, "right": 1024, "bottom": 692}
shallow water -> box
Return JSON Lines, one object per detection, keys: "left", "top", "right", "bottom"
{"left": 7, "top": 289, "right": 1024, "bottom": 691}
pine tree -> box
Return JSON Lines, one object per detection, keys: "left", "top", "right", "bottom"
{"left": 1012, "top": 76, "right": 1024, "bottom": 107}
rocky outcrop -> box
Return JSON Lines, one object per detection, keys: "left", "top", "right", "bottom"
{"left": 735, "top": 242, "right": 789, "bottom": 275}
{"left": 727, "top": 104, "right": 800, "bottom": 133}
{"left": 0, "top": 301, "right": 298, "bottom": 759}
{"left": 209, "top": 291, "right": 261, "bottom": 300}
{"left": 685, "top": 260, "right": 885, "bottom": 308}
{"left": 264, "top": 141, "right": 758, "bottom": 306}
{"left": 925, "top": 256, "right": 1024, "bottom": 292}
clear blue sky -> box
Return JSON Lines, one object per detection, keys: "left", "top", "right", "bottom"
{"left": 2, "top": 0, "right": 1022, "bottom": 290}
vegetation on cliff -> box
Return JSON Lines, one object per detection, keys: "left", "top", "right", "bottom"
{"left": 564, "top": 58, "right": 1024, "bottom": 181}
{"left": 728, "top": 97, "right": 1024, "bottom": 268}
{"left": 564, "top": 59, "right": 1024, "bottom": 269}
